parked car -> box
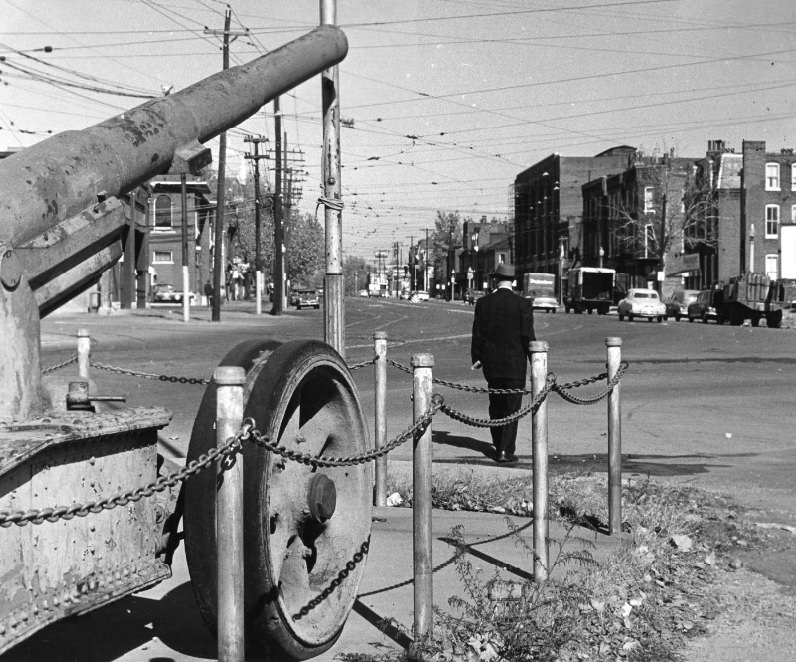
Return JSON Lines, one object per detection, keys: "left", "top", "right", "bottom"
{"left": 665, "top": 288, "right": 700, "bottom": 321}
{"left": 152, "top": 283, "right": 195, "bottom": 304}
{"left": 687, "top": 288, "right": 724, "bottom": 323}
{"left": 294, "top": 288, "right": 320, "bottom": 310}
{"left": 411, "top": 290, "right": 430, "bottom": 302}
{"left": 466, "top": 289, "right": 487, "bottom": 305}
{"left": 358, "top": 289, "right": 369, "bottom": 298}
{"left": 617, "top": 288, "right": 667, "bottom": 322}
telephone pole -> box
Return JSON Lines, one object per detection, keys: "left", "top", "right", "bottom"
{"left": 271, "top": 97, "right": 284, "bottom": 315}
{"left": 320, "top": 0, "right": 344, "bottom": 354}
{"left": 204, "top": 8, "right": 248, "bottom": 322}
{"left": 244, "top": 134, "right": 269, "bottom": 314}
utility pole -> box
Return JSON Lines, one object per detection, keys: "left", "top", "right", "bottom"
{"left": 320, "top": 0, "right": 344, "bottom": 354}
{"left": 271, "top": 97, "right": 284, "bottom": 316}
{"left": 244, "top": 134, "right": 269, "bottom": 314}
{"left": 205, "top": 8, "right": 248, "bottom": 322}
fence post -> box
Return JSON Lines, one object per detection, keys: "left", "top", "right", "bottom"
{"left": 77, "top": 328, "right": 90, "bottom": 378}
{"left": 530, "top": 340, "right": 549, "bottom": 582}
{"left": 214, "top": 366, "right": 246, "bottom": 662}
{"left": 606, "top": 337, "right": 623, "bottom": 536}
{"left": 373, "top": 332, "right": 388, "bottom": 507}
{"left": 411, "top": 353, "right": 434, "bottom": 641}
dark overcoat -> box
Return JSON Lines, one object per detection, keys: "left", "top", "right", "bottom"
{"left": 470, "top": 288, "right": 535, "bottom": 382}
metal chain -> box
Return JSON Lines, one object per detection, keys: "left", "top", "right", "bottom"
{"left": 42, "top": 354, "right": 78, "bottom": 375}
{"left": 387, "top": 357, "right": 629, "bottom": 397}
{"left": 292, "top": 539, "right": 369, "bottom": 620}
{"left": 438, "top": 375, "right": 556, "bottom": 428}
{"left": 0, "top": 430, "right": 244, "bottom": 528}
{"left": 245, "top": 396, "right": 443, "bottom": 467}
{"left": 90, "top": 360, "right": 211, "bottom": 385}
{"left": 552, "top": 361, "right": 628, "bottom": 405}
{"left": 346, "top": 355, "right": 379, "bottom": 372}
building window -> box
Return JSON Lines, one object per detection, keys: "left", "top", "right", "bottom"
{"left": 153, "top": 250, "right": 173, "bottom": 264}
{"left": 765, "top": 254, "right": 778, "bottom": 280}
{"left": 765, "top": 163, "right": 780, "bottom": 191}
{"left": 154, "top": 194, "right": 173, "bottom": 231}
{"left": 643, "top": 187, "right": 654, "bottom": 213}
{"left": 792, "top": 164, "right": 796, "bottom": 191}
{"left": 765, "top": 204, "right": 779, "bottom": 238}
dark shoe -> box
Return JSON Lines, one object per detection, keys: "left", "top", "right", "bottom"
{"left": 496, "top": 451, "right": 518, "bottom": 463}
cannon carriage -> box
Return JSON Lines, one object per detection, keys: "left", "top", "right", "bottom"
{"left": 0, "top": 24, "right": 373, "bottom": 660}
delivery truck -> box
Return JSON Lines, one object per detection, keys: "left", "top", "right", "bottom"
{"left": 564, "top": 267, "right": 616, "bottom": 315}
{"left": 522, "top": 272, "right": 558, "bottom": 313}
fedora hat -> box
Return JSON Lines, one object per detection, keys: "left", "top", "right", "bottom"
{"left": 490, "top": 262, "right": 515, "bottom": 279}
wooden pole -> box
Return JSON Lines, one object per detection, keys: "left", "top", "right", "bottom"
{"left": 215, "top": 366, "right": 246, "bottom": 662}
{"left": 373, "top": 332, "right": 387, "bottom": 506}
{"left": 320, "top": 0, "right": 345, "bottom": 355}
{"left": 606, "top": 337, "right": 623, "bottom": 536}
{"left": 530, "top": 340, "right": 549, "bottom": 582}
{"left": 412, "top": 352, "right": 434, "bottom": 639}
{"left": 77, "top": 328, "right": 90, "bottom": 379}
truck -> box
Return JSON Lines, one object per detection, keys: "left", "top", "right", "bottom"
{"left": 522, "top": 272, "right": 558, "bottom": 313}
{"left": 564, "top": 267, "right": 616, "bottom": 315}
{"left": 719, "top": 273, "right": 795, "bottom": 328}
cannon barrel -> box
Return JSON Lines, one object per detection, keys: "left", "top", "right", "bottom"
{"left": 0, "top": 25, "right": 347, "bottom": 248}
{"left": 0, "top": 25, "right": 348, "bottom": 420}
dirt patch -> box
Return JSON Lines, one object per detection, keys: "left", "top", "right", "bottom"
{"left": 682, "top": 566, "right": 796, "bottom": 661}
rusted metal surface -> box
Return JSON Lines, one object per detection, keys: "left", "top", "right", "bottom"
{"left": 0, "top": 408, "right": 172, "bottom": 655}
{"left": 0, "top": 25, "right": 348, "bottom": 421}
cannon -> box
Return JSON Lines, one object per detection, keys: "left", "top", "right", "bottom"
{"left": 0, "top": 25, "right": 373, "bottom": 659}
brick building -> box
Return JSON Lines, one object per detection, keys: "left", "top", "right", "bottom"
{"left": 513, "top": 146, "right": 636, "bottom": 297}
{"left": 581, "top": 153, "right": 698, "bottom": 293}
{"left": 458, "top": 218, "right": 512, "bottom": 292}
{"left": 740, "top": 140, "right": 796, "bottom": 279}
{"left": 147, "top": 176, "right": 213, "bottom": 297}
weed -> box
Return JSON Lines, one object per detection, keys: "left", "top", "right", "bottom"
{"left": 350, "top": 471, "right": 752, "bottom": 661}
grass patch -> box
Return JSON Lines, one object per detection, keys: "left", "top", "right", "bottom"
{"left": 344, "top": 471, "right": 759, "bottom": 662}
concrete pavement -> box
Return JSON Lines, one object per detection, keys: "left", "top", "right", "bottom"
{"left": 4, "top": 305, "right": 628, "bottom": 662}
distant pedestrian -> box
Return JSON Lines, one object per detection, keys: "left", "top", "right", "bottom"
{"left": 470, "top": 263, "right": 535, "bottom": 463}
{"left": 204, "top": 280, "right": 214, "bottom": 308}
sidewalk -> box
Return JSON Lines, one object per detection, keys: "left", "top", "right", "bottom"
{"left": 2, "top": 487, "right": 625, "bottom": 662}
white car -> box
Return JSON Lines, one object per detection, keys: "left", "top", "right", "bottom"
{"left": 617, "top": 288, "right": 667, "bottom": 322}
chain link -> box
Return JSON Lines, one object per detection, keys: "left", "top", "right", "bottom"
{"left": 245, "top": 396, "right": 442, "bottom": 467}
{"left": 387, "top": 357, "right": 629, "bottom": 397}
{"left": 552, "top": 361, "right": 628, "bottom": 405}
{"left": 0, "top": 430, "right": 245, "bottom": 528}
{"left": 90, "top": 360, "right": 210, "bottom": 385}
{"left": 437, "top": 374, "right": 556, "bottom": 428}
{"left": 346, "top": 355, "right": 379, "bottom": 371}
{"left": 42, "top": 354, "right": 78, "bottom": 375}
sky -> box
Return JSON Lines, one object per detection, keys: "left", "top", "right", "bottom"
{"left": 2, "top": 0, "right": 796, "bottom": 267}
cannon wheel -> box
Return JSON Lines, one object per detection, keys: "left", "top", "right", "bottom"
{"left": 184, "top": 339, "right": 373, "bottom": 659}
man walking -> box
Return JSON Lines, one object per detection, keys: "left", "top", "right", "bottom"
{"left": 470, "top": 263, "right": 535, "bottom": 463}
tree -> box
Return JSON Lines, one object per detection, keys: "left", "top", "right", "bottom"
{"left": 343, "top": 256, "right": 369, "bottom": 295}
{"left": 430, "top": 211, "right": 464, "bottom": 286}
{"left": 609, "top": 159, "right": 716, "bottom": 283}
{"left": 285, "top": 212, "right": 324, "bottom": 286}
